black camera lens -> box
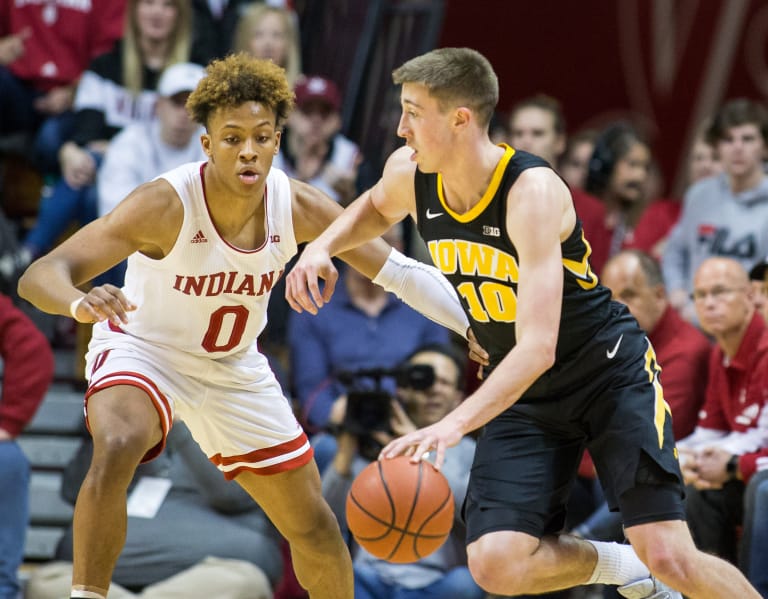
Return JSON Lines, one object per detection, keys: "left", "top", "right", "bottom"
{"left": 397, "top": 364, "right": 434, "bottom": 390}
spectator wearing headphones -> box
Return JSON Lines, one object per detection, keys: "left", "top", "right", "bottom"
{"left": 581, "top": 122, "right": 653, "bottom": 275}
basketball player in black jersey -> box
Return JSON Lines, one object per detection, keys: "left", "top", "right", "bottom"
{"left": 285, "top": 48, "right": 759, "bottom": 599}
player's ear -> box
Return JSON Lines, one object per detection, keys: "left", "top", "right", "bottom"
{"left": 201, "top": 134, "right": 212, "bottom": 156}
{"left": 274, "top": 129, "right": 282, "bottom": 154}
{"left": 454, "top": 106, "right": 471, "bottom": 130}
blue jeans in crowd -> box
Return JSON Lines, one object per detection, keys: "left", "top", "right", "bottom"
{"left": 354, "top": 563, "right": 484, "bottom": 599}
{"left": 0, "top": 441, "right": 30, "bottom": 599}
{"left": 24, "top": 166, "right": 100, "bottom": 258}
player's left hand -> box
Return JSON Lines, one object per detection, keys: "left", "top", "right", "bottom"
{"left": 467, "top": 328, "right": 489, "bottom": 370}
{"left": 380, "top": 418, "right": 463, "bottom": 471}
{"left": 285, "top": 244, "right": 338, "bottom": 314}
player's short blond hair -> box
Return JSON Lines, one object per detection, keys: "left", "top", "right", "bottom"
{"left": 392, "top": 47, "right": 498, "bottom": 129}
{"left": 186, "top": 52, "right": 295, "bottom": 129}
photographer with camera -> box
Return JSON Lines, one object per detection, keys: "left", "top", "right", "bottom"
{"left": 321, "top": 344, "right": 484, "bottom": 599}
{"left": 288, "top": 224, "right": 451, "bottom": 472}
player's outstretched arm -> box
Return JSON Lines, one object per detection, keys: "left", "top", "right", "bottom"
{"left": 17, "top": 179, "right": 181, "bottom": 323}
{"left": 286, "top": 147, "right": 416, "bottom": 313}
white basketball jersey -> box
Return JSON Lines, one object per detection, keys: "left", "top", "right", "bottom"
{"left": 100, "top": 161, "right": 298, "bottom": 358}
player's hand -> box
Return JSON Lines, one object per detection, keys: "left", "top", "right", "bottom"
{"left": 71, "top": 285, "right": 137, "bottom": 325}
{"left": 467, "top": 328, "right": 489, "bottom": 368}
{"left": 285, "top": 244, "right": 339, "bottom": 314}
{"left": 379, "top": 418, "right": 463, "bottom": 471}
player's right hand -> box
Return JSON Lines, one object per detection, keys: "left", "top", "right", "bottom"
{"left": 71, "top": 285, "right": 137, "bottom": 325}
{"left": 285, "top": 244, "right": 339, "bottom": 314}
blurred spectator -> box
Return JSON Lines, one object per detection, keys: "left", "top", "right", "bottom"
{"left": 678, "top": 257, "right": 768, "bottom": 564}
{"left": 584, "top": 122, "right": 653, "bottom": 274}
{"left": 506, "top": 95, "right": 604, "bottom": 274}
{"left": 233, "top": 3, "right": 302, "bottom": 88}
{"left": 98, "top": 62, "right": 206, "bottom": 217}
{"left": 559, "top": 128, "right": 598, "bottom": 191}
{"left": 95, "top": 62, "right": 207, "bottom": 286}
{"left": 321, "top": 344, "right": 484, "bottom": 599}
{"left": 663, "top": 98, "right": 768, "bottom": 323}
{"left": 287, "top": 224, "right": 450, "bottom": 439}
{"left": 0, "top": 292, "right": 55, "bottom": 599}
{"left": 273, "top": 74, "right": 361, "bottom": 206}
{"left": 687, "top": 123, "right": 723, "bottom": 184}
{"left": 26, "top": 423, "right": 279, "bottom": 599}
{"left": 21, "top": 0, "right": 195, "bottom": 261}
{"left": 191, "top": 0, "right": 260, "bottom": 65}
{"left": 0, "top": 0, "right": 125, "bottom": 173}
{"left": 628, "top": 123, "right": 724, "bottom": 262}
{"left": 508, "top": 94, "right": 565, "bottom": 167}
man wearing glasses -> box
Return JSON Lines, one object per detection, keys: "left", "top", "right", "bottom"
{"left": 679, "top": 256, "right": 768, "bottom": 564}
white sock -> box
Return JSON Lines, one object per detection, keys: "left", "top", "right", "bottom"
{"left": 71, "top": 590, "right": 107, "bottom": 599}
{"left": 585, "top": 540, "right": 650, "bottom": 585}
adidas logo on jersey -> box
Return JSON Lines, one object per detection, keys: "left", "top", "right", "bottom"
{"left": 191, "top": 230, "right": 208, "bottom": 244}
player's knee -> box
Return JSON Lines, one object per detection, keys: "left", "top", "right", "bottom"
{"left": 467, "top": 536, "right": 533, "bottom": 593}
{"left": 643, "top": 541, "right": 695, "bottom": 588}
{"left": 91, "top": 427, "right": 155, "bottom": 473}
{"left": 284, "top": 500, "right": 341, "bottom": 552}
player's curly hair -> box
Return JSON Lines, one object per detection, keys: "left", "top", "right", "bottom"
{"left": 186, "top": 53, "right": 294, "bottom": 129}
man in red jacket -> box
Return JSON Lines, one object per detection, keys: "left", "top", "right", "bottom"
{"left": 0, "top": 292, "right": 54, "bottom": 598}
{"left": 679, "top": 257, "right": 768, "bottom": 564}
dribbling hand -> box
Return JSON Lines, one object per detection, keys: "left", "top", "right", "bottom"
{"left": 380, "top": 419, "right": 463, "bottom": 471}
{"left": 71, "top": 285, "right": 137, "bottom": 325}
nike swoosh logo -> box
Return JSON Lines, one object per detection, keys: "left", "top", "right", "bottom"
{"left": 606, "top": 334, "right": 623, "bottom": 359}
{"left": 426, "top": 209, "right": 444, "bottom": 219}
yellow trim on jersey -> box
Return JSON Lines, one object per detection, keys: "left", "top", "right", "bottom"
{"left": 644, "top": 340, "right": 671, "bottom": 449}
{"left": 436, "top": 144, "right": 515, "bottom": 223}
{"left": 562, "top": 231, "right": 599, "bottom": 290}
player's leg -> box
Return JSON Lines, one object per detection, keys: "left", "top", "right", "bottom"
{"left": 468, "top": 530, "right": 604, "bottom": 595}
{"left": 71, "top": 384, "right": 164, "bottom": 596}
{"left": 625, "top": 508, "right": 761, "bottom": 598}
{"left": 236, "top": 462, "right": 353, "bottom": 599}
{"left": 462, "top": 407, "right": 651, "bottom": 595}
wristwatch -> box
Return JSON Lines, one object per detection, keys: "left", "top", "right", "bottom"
{"left": 726, "top": 454, "right": 739, "bottom": 480}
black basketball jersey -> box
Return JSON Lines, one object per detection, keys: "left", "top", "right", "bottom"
{"left": 414, "top": 145, "right": 614, "bottom": 391}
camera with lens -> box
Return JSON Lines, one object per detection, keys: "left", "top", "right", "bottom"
{"left": 336, "top": 363, "right": 435, "bottom": 437}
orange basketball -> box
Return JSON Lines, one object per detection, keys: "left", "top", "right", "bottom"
{"left": 345, "top": 456, "right": 454, "bottom": 563}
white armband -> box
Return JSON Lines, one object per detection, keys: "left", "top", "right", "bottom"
{"left": 372, "top": 248, "right": 469, "bottom": 338}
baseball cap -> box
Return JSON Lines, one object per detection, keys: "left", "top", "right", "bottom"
{"left": 750, "top": 257, "right": 768, "bottom": 281}
{"left": 158, "top": 62, "right": 206, "bottom": 98}
{"left": 294, "top": 75, "right": 341, "bottom": 112}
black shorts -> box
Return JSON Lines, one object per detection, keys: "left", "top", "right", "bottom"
{"left": 464, "top": 302, "right": 685, "bottom": 543}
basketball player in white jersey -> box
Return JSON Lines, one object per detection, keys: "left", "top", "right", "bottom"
{"left": 17, "top": 54, "right": 476, "bottom": 599}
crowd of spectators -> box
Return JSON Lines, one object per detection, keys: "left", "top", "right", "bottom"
{"left": 3, "top": 2, "right": 768, "bottom": 598}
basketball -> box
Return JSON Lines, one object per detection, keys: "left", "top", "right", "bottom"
{"left": 345, "top": 456, "right": 454, "bottom": 563}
